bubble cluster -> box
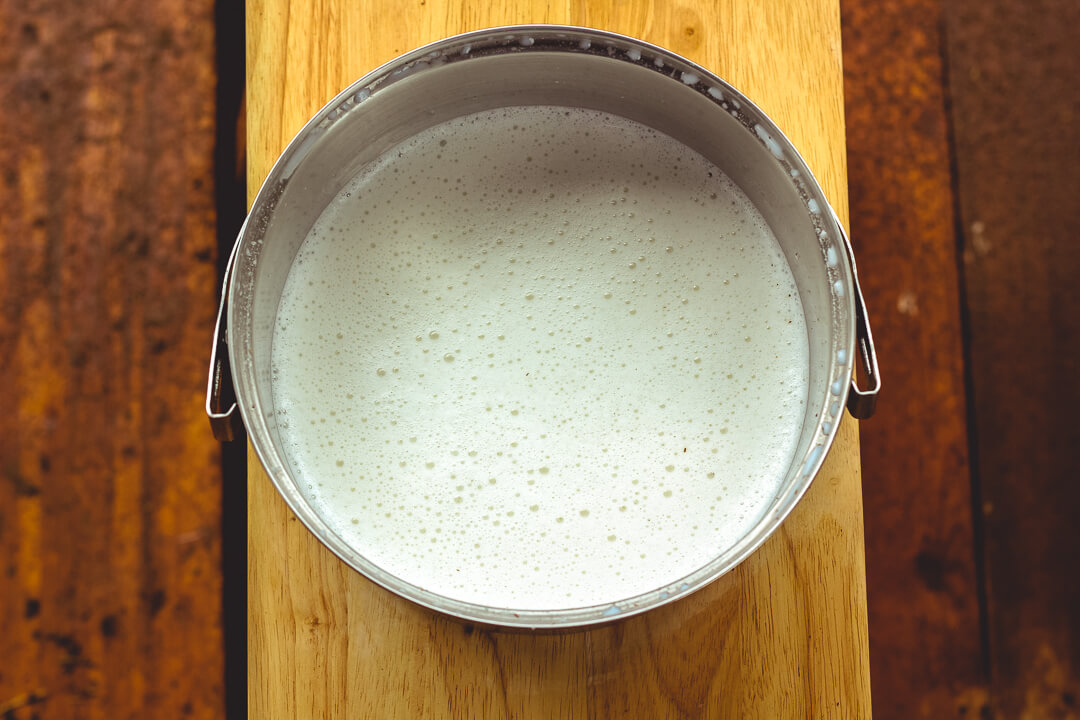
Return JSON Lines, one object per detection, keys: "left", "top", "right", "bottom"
{"left": 271, "top": 106, "right": 810, "bottom": 610}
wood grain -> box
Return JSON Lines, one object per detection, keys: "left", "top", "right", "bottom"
{"left": 0, "top": 0, "right": 223, "bottom": 718}
{"left": 246, "top": 1, "right": 871, "bottom": 717}
{"left": 944, "top": 0, "right": 1080, "bottom": 716}
{"left": 839, "top": 1, "right": 987, "bottom": 717}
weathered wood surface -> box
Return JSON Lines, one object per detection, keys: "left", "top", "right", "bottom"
{"left": 840, "top": 0, "right": 987, "bottom": 717}
{"left": 246, "top": 1, "right": 871, "bottom": 718}
{"left": 945, "top": 0, "right": 1080, "bottom": 717}
{"left": 0, "top": 0, "right": 224, "bottom": 719}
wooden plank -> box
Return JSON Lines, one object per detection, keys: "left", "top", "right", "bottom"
{"left": 943, "top": 0, "right": 1080, "bottom": 716}
{"left": 247, "top": 1, "right": 871, "bottom": 717}
{"left": 0, "top": 1, "right": 224, "bottom": 718}
{"left": 838, "top": 1, "right": 988, "bottom": 717}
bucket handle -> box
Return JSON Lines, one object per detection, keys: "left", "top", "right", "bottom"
{"left": 206, "top": 233, "right": 243, "bottom": 442}
{"left": 204, "top": 212, "right": 880, "bottom": 439}
{"left": 831, "top": 206, "right": 880, "bottom": 419}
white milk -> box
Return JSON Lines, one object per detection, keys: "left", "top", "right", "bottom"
{"left": 271, "top": 106, "right": 809, "bottom": 610}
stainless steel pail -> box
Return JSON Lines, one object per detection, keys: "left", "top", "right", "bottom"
{"left": 207, "top": 25, "right": 879, "bottom": 629}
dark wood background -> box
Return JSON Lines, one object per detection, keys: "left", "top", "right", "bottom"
{"left": 1, "top": 0, "right": 1076, "bottom": 717}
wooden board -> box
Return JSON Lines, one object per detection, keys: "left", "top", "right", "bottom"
{"left": 839, "top": 1, "right": 988, "bottom": 717}
{"left": 944, "top": 0, "right": 1080, "bottom": 716}
{"left": 0, "top": 0, "right": 224, "bottom": 718}
{"left": 246, "top": 1, "right": 872, "bottom": 717}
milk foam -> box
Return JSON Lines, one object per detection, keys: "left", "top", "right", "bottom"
{"left": 271, "top": 106, "right": 809, "bottom": 610}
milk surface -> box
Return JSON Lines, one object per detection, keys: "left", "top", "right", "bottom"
{"left": 271, "top": 106, "right": 809, "bottom": 610}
